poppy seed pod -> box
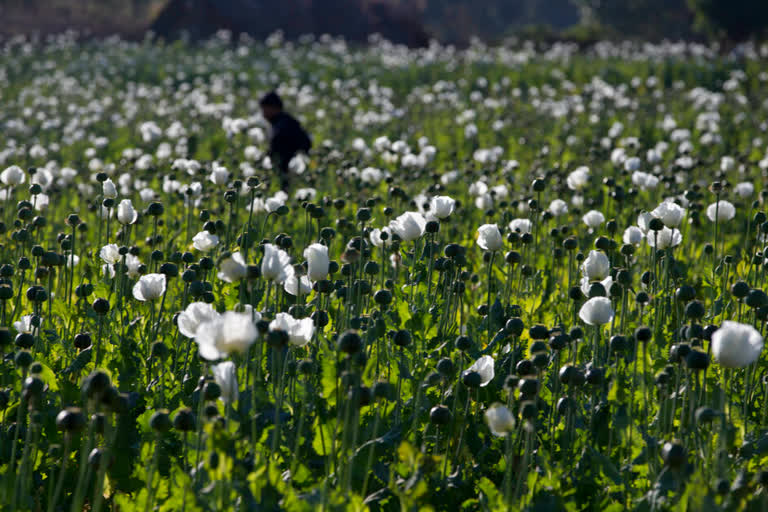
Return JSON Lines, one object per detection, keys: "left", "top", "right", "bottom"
{"left": 373, "top": 289, "right": 392, "bottom": 306}
{"left": 635, "top": 325, "right": 652, "bottom": 343}
{"left": 703, "top": 324, "right": 718, "bottom": 341}
{"left": 85, "top": 370, "right": 111, "bottom": 398}
{"left": 661, "top": 441, "right": 686, "bottom": 468}
{"left": 92, "top": 298, "right": 110, "bottom": 315}
{"left": 518, "top": 378, "right": 539, "bottom": 397}
{"left": 520, "top": 400, "right": 537, "bottom": 420}
{"left": 549, "top": 333, "right": 569, "bottom": 351}
{"left": 559, "top": 365, "right": 582, "bottom": 386}
{"left": 75, "top": 283, "right": 94, "bottom": 298}
{"left": 15, "top": 350, "right": 33, "bottom": 369}
{"left": 150, "top": 410, "right": 172, "bottom": 432}
{"left": 147, "top": 202, "right": 164, "bottom": 216}
{"left": 430, "top": 405, "right": 451, "bottom": 425}
{"left": 23, "top": 376, "right": 45, "bottom": 400}
{"left": 563, "top": 238, "right": 577, "bottom": 251}
{"left": 684, "top": 300, "right": 706, "bottom": 319}
{"left": 695, "top": 406, "right": 717, "bottom": 425}
{"left": 685, "top": 323, "right": 703, "bottom": 340}
{"left": 648, "top": 218, "right": 664, "bottom": 231}
{"left": 557, "top": 396, "right": 573, "bottom": 415}
{"left": 56, "top": 407, "right": 86, "bottom": 432}
{"left": 655, "top": 371, "right": 670, "bottom": 387}
{"left": 516, "top": 359, "right": 534, "bottom": 376}
{"left": 296, "top": 359, "right": 315, "bottom": 376}
{"left": 462, "top": 370, "right": 482, "bottom": 388}
{"left": 746, "top": 289, "right": 768, "bottom": 309}
{"left": 585, "top": 367, "right": 604, "bottom": 385}
{"left": 393, "top": 329, "right": 412, "bottom": 347}
{"left": 528, "top": 324, "right": 549, "bottom": 340}
{"left": 337, "top": 330, "right": 362, "bottom": 354}
{"left": 686, "top": 349, "right": 709, "bottom": 370}
{"left": 267, "top": 329, "right": 289, "bottom": 348}
{"left": 311, "top": 310, "right": 329, "bottom": 327}
{"left": 204, "top": 404, "right": 219, "bottom": 419}
{"left": 173, "top": 408, "right": 197, "bottom": 432}
{"left": 675, "top": 285, "right": 696, "bottom": 302}
{"left": 436, "top": 358, "right": 454, "bottom": 376}
{"left": 15, "top": 333, "right": 34, "bottom": 349}
{"left": 587, "top": 282, "right": 607, "bottom": 298}
{"left": 0, "top": 328, "right": 11, "bottom": 347}
{"left": 455, "top": 335, "right": 472, "bottom": 352}
{"left": 731, "top": 281, "right": 750, "bottom": 299}
{"left": 159, "top": 263, "right": 179, "bottom": 278}
{"left": 505, "top": 317, "right": 524, "bottom": 336}
{"left": 609, "top": 335, "right": 627, "bottom": 354}
{"left": 372, "top": 381, "right": 395, "bottom": 401}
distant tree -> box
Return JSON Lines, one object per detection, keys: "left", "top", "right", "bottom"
{"left": 573, "top": 0, "right": 694, "bottom": 41}
{"left": 687, "top": 0, "right": 768, "bottom": 42}
{"left": 421, "top": 0, "right": 578, "bottom": 44}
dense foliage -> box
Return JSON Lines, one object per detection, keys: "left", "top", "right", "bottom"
{"left": 2, "top": 33, "right": 768, "bottom": 511}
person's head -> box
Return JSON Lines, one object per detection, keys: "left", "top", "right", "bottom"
{"left": 259, "top": 91, "right": 283, "bottom": 121}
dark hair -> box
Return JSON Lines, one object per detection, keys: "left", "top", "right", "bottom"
{"left": 259, "top": 91, "right": 283, "bottom": 109}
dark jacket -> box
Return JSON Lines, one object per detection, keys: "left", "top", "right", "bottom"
{"left": 268, "top": 112, "right": 311, "bottom": 174}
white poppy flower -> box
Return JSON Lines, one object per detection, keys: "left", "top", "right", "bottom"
{"left": 582, "top": 210, "right": 605, "bottom": 229}
{"left": 1, "top": 165, "right": 26, "bottom": 186}
{"left": 219, "top": 252, "right": 249, "bottom": 283}
{"left": 370, "top": 227, "right": 393, "bottom": 248}
{"left": 304, "top": 243, "right": 329, "bottom": 282}
{"left": 484, "top": 403, "right": 516, "bottom": 436}
{"left": 132, "top": 273, "right": 166, "bottom": 301}
{"left": 429, "top": 196, "right": 456, "bottom": 219}
{"left": 646, "top": 227, "right": 682, "bottom": 249}
{"left": 283, "top": 275, "right": 312, "bottom": 296}
{"left": 579, "top": 297, "right": 614, "bottom": 325}
{"left": 548, "top": 199, "right": 568, "bottom": 216}
{"left": 389, "top": 212, "right": 426, "bottom": 242}
{"left": 706, "top": 200, "right": 736, "bottom": 222}
{"left": 269, "top": 312, "right": 315, "bottom": 347}
{"left": 582, "top": 250, "right": 610, "bottom": 280}
{"left": 178, "top": 302, "right": 221, "bottom": 338}
{"left": 711, "top": 321, "right": 764, "bottom": 368}
{"left": 566, "top": 167, "right": 589, "bottom": 190}
{"left": 462, "top": 355, "right": 495, "bottom": 387}
{"left": 194, "top": 311, "right": 259, "bottom": 360}
{"left": 261, "top": 244, "right": 293, "bottom": 284}
{"left": 652, "top": 201, "right": 685, "bottom": 228}
{"left": 623, "top": 226, "right": 644, "bottom": 246}
{"left": 99, "top": 244, "right": 121, "bottom": 265}
{"left": 476, "top": 224, "right": 503, "bottom": 251}
{"left": 211, "top": 361, "right": 239, "bottom": 404}
{"left": 508, "top": 218, "right": 532, "bottom": 234}
{"left": 192, "top": 231, "right": 219, "bottom": 252}
{"left": 102, "top": 178, "right": 118, "bottom": 199}
{"left": 117, "top": 199, "right": 138, "bottom": 225}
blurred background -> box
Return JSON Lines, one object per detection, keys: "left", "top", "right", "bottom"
{"left": 0, "top": 0, "right": 766, "bottom": 46}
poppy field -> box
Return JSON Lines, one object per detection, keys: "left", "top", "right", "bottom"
{"left": 2, "top": 33, "right": 768, "bottom": 511}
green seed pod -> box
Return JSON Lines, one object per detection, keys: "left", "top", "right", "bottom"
{"left": 56, "top": 407, "right": 86, "bottom": 432}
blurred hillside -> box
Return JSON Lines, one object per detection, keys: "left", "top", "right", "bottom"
{"left": 0, "top": 0, "right": 578, "bottom": 44}
{"left": 0, "top": 0, "right": 167, "bottom": 38}
{"left": 0, "top": 0, "right": 765, "bottom": 44}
